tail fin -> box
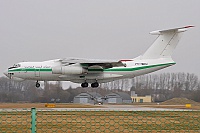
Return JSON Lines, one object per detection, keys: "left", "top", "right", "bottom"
{"left": 142, "top": 26, "right": 194, "bottom": 59}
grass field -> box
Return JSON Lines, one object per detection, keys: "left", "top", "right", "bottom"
{"left": 0, "top": 109, "right": 200, "bottom": 132}
{"left": 0, "top": 102, "right": 200, "bottom": 132}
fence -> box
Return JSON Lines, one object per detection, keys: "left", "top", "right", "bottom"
{"left": 0, "top": 108, "right": 200, "bottom": 132}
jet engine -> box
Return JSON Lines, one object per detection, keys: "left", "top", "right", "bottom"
{"left": 52, "top": 65, "right": 87, "bottom": 75}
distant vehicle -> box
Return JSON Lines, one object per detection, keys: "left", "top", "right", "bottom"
{"left": 4, "top": 26, "right": 194, "bottom": 88}
{"left": 91, "top": 97, "right": 103, "bottom": 105}
{"left": 97, "top": 97, "right": 103, "bottom": 105}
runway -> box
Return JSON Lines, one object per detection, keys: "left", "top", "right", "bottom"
{"left": 40, "top": 104, "right": 193, "bottom": 111}
{"left": 0, "top": 104, "right": 195, "bottom": 112}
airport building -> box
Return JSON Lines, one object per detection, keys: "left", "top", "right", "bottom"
{"left": 74, "top": 92, "right": 132, "bottom": 104}
{"left": 104, "top": 92, "right": 132, "bottom": 104}
{"left": 131, "top": 91, "right": 152, "bottom": 103}
{"left": 73, "top": 92, "right": 102, "bottom": 104}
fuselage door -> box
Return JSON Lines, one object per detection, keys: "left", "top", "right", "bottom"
{"left": 35, "top": 68, "right": 40, "bottom": 77}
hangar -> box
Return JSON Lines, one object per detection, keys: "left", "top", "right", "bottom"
{"left": 73, "top": 92, "right": 102, "bottom": 104}
{"left": 104, "top": 92, "right": 132, "bottom": 104}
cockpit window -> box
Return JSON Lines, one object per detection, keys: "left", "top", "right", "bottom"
{"left": 8, "top": 64, "right": 21, "bottom": 69}
{"left": 14, "top": 64, "right": 21, "bottom": 68}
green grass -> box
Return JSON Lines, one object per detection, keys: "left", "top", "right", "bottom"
{"left": 0, "top": 110, "right": 200, "bottom": 132}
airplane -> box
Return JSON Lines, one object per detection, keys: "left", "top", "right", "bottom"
{"left": 4, "top": 26, "right": 194, "bottom": 88}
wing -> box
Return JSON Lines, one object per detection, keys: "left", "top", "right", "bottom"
{"left": 58, "top": 58, "right": 125, "bottom": 70}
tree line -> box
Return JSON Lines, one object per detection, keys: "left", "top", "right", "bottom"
{"left": 0, "top": 77, "right": 111, "bottom": 103}
{"left": 0, "top": 72, "right": 200, "bottom": 103}
{"left": 101, "top": 72, "right": 200, "bottom": 102}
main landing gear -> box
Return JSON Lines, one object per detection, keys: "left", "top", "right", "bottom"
{"left": 81, "top": 82, "right": 89, "bottom": 88}
{"left": 36, "top": 81, "right": 40, "bottom": 88}
{"left": 91, "top": 82, "right": 99, "bottom": 88}
{"left": 81, "top": 82, "right": 99, "bottom": 88}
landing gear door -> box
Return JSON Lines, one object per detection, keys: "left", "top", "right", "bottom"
{"left": 35, "top": 68, "right": 40, "bottom": 77}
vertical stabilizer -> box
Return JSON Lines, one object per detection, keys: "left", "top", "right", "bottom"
{"left": 142, "top": 26, "right": 194, "bottom": 59}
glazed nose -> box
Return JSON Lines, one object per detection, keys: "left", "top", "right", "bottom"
{"left": 3, "top": 69, "right": 8, "bottom": 77}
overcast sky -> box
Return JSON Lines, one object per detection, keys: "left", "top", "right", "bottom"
{"left": 0, "top": 0, "right": 200, "bottom": 85}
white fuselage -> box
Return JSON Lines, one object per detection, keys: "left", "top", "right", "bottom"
{"left": 6, "top": 57, "right": 175, "bottom": 83}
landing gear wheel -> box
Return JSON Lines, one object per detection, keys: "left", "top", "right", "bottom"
{"left": 91, "top": 82, "right": 99, "bottom": 88}
{"left": 36, "top": 81, "right": 40, "bottom": 88}
{"left": 81, "top": 82, "right": 88, "bottom": 88}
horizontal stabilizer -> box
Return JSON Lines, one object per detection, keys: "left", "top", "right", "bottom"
{"left": 142, "top": 25, "right": 194, "bottom": 59}
{"left": 150, "top": 25, "right": 194, "bottom": 35}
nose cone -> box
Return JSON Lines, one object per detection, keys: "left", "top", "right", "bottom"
{"left": 3, "top": 69, "right": 8, "bottom": 77}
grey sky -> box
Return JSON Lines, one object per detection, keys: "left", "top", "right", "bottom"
{"left": 0, "top": 0, "right": 199, "bottom": 80}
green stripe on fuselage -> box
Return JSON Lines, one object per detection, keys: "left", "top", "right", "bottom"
{"left": 103, "top": 63, "right": 175, "bottom": 72}
{"left": 8, "top": 68, "right": 52, "bottom": 72}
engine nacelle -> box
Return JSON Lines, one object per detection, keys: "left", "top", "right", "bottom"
{"left": 52, "top": 65, "right": 87, "bottom": 75}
